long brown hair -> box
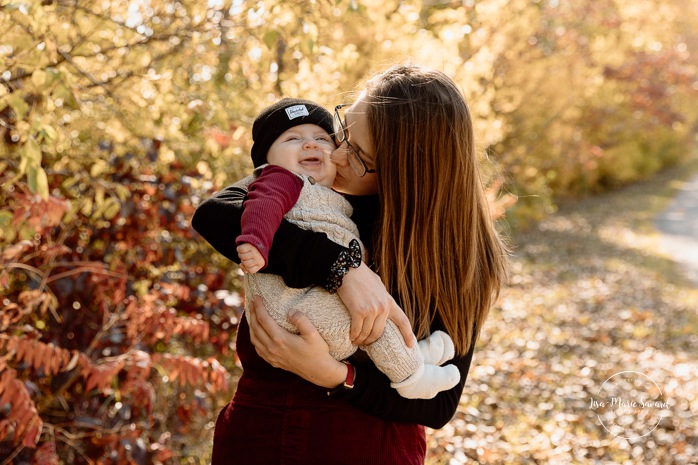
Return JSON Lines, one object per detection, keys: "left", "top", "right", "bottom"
{"left": 366, "top": 64, "right": 508, "bottom": 355}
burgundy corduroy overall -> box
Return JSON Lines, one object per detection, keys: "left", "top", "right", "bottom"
{"left": 211, "top": 315, "right": 426, "bottom": 465}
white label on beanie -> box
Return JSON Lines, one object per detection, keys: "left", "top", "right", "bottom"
{"left": 285, "top": 104, "right": 309, "bottom": 120}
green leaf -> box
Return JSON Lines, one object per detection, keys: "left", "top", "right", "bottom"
{"left": 46, "top": 68, "right": 60, "bottom": 85}
{"left": 299, "top": 38, "right": 315, "bottom": 56}
{"left": 27, "top": 165, "right": 49, "bottom": 200}
{"left": 52, "top": 84, "right": 79, "bottom": 110}
{"left": 27, "top": 165, "right": 38, "bottom": 193}
{"left": 7, "top": 93, "right": 29, "bottom": 117}
{"left": 0, "top": 211, "right": 12, "bottom": 228}
{"left": 0, "top": 224, "right": 17, "bottom": 243}
{"left": 263, "top": 29, "right": 279, "bottom": 49}
{"left": 41, "top": 124, "right": 58, "bottom": 141}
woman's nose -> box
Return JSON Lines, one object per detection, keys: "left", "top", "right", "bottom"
{"left": 330, "top": 144, "right": 348, "bottom": 165}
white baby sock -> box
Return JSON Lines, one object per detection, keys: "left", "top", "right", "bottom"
{"left": 418, "top": 330, "right": 456, "bottom": 366}
{"left": 391, "top": 363, "right": 461, "bottom": 399}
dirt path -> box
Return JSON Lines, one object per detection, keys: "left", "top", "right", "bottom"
{"left": 655, "top": 172, "right": 698, "bottom": 286}
{"left": 426, "top": 162, "right": 698, "bottom": 465}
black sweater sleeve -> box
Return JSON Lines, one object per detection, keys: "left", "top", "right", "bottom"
{"left": 339, "top": 338, "right": 476, "bottom": 429}
{"left": 191, "top": 183, "right": 346, "bottom": 289}
{"left": 194, "top": 187, "right": 475, "bottom": 428}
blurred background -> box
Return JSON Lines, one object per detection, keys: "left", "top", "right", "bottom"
{"left": 1, "top": 1, "right": 697, "bottom": 463}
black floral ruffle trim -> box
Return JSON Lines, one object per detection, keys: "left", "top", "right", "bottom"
{"left": 326, "top": 239, "right": 362, "bottom": 294}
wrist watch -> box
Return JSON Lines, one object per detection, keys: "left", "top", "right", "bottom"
{"left": 327, "top": 361, "right": 355, "bottom": 396}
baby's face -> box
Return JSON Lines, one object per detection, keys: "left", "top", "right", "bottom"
{"left": 266, "top": 124, "right": 337, "bottom": 187}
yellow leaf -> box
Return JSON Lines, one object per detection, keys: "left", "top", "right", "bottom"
{"left": 90, "top": 159, "right": 109, "bottom": 178}
{"left": 31, "top": 70, "right": 47, "bottom": 88}
{"left": 36, "top": 168, "right": 49, "bottom": 200}
{"left": 80, "top": 197, "right": 93, "bottom": 216}
{"left": 23, "top": 139, "right": 42, "bottom": 164}
{"left": 102, "top": 198, "right": 121, "bottom": 220}
{"left": 94, "top": 185, "right": 105, "bottom": 206}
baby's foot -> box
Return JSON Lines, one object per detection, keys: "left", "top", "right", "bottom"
{"left": 418, "top": 330, "right": 456, "bottom": 366}
{"left": 391, "top": 364, "right": 461, "bottom": 399}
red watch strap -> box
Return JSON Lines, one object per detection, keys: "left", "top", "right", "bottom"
{"left": 327, "top": 361, "right": 355, "bottom": 396}
{"left": 342, "top": 361, "right": 355, "bottom": 388}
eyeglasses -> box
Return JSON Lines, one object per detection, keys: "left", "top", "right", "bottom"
{"left": 333, "top": 104, "right": 376, "bottom": 178}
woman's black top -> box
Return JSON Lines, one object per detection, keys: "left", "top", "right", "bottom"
{"left": 192, "top": 185, "right": 475, "bottom": 429}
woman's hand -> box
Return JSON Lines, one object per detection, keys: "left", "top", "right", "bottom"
{"left": 336, "top": 262, "right": 416, "bottom": 348}
{"left": 247, "top": 297, "right": 348, "bottom": 388}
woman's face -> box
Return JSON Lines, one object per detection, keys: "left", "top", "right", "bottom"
{"left": 331, "top": 95, "right": 379, "bottom": 196}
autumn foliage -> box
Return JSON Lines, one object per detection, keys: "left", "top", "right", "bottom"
{"left": 1, "top": 0, "right": 697, "bottom": 463}
{"left": 1, "top": 170, "right": 240, "bottom": 463}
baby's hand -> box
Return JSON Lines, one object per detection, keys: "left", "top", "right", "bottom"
{"left": 236, "top": 243, "right": 266, "bottom": 274}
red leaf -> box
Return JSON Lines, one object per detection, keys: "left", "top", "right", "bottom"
{"left": 33, "top": 440, "right": 59, "bottom": 465}
{"left": 0, "top": 419, "right": 12, "bottom": 443}
{"left": 21, "top": 415, "right": 42, "bottom": 448}
{"left": 32, "top": 340, "right": 46, "bottom": 371}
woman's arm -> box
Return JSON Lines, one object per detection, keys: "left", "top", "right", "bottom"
{"left": 338, "top": 342, "right": 475, "bottom": 429}
{"left": 248, "top": 297, "right": 473, "bottom": 429}
{"left": 193, "top": 185, "right": 407, "bottom": 343}
{"left": 192, "top": 183, "right": 345, "bottom": 288}
{"left": 246, "top": 296, "right": 349, "bottom": 388}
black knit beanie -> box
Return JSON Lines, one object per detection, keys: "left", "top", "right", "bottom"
{"left": 250, "top": 98, "right": 335, "bottom": 168}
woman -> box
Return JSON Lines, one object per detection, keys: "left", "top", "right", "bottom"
{"left": 192, "top": 63, "right": 508, "bottom": 464}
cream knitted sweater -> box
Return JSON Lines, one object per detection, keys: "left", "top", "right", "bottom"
{"left": 237, "top": 170, "right": 422, "bottom": 383}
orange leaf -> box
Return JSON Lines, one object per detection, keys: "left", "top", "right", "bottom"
{"left": 84, "top": 371, "right": 99, "bottom": 393}
{"left": 61, "top": 350, "right": 70, "bottom": 368}
{"left": 49, "top": 345, "right": 63, "bottom": 375}
{"left": 0, "top": 375, "right": 14, "bottom": 406}
{"left": 32, "top": 340, "right": 46, "bottom": 371}
{"left": 21, "top": 415, "right": 42, "bottom": 448}
{"left": 0, "top": 419, "right": 13, "bottom": 443}
{"left": 13, "top": 408, "right": 31, "bottom": 439}
{"left": 16, "top": 338, "right": 29, "bottom": 365}
{"left": 155, "top": 446, "right": 175, "bottom": 462}
{"left": 2, "top": 335, "right": 18, "bottom": 356}
{"left": 33, "top": 439, "right": 59, "bottom": 465}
